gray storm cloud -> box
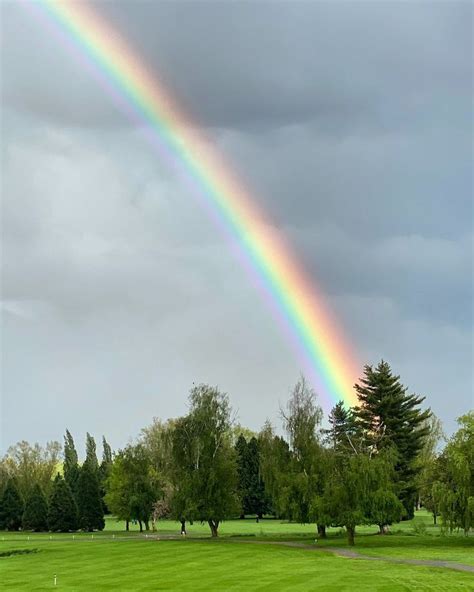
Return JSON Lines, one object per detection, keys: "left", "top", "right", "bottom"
{"left": 1, "top": 1, "right": 472, "bottom": 451}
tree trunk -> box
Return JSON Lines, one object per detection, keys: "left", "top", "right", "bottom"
{"left": 239, "top": 514, "right": 245, "bottom": 520}
{"left": 378, "top": 524, "right": 388, "bottom": 534}
{"left": 126, "top": 520, "right": 129, "bottom": 532}
{"left": 145, "top": 520, "right": 150, "bottom": 532}
{"left": 138, "top": 520, "right": 143, "bottom": 533}
{"left": 208, "top": 519, "right": 219, "bottom": 537}
{"left": 347, "top": 525, "right": 355, "bottom": 546}
{"left": 180, "top": 520, "right": 186, "bottom": 535}
{"left": 433, "top": 513, "right": 437, "bottom": 526}
{"left": 317, "top": 524, "right": 327, "bottom": 539}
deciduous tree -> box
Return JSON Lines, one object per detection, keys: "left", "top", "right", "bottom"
{"left": 170, "top": 384, "right": 239, "bottom": 537}
{"left": 281, "top": 376, "right": 326, "bottom": 536}
{"left": 434, "top": 412, "right": 473, "bottom": 534}
{"left": 105, "top": 444, "right": 156, "bottom": 532}
{"left": 2, "top": 441, "right": 61, "bottom": 499}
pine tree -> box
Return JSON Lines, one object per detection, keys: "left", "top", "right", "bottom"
{"left": 48, "top": 474, "right": 78, "bottom": 532}
{"left": 0, "top": 480, "right": 24, "bottom": 531}
{"left": 22, "top": 483, "right": 49, "bottom": 531}
{"left": 322, "top": 401, "right": 355, "bottom": 452}
{"left": 76, "top": 465, "right": 105, "bottom": 531}
{"left": 63, "top": 430, "right": 80, "bottom": 494}
{"left": 353, "top": 360, "right": 431, "bottom": 518}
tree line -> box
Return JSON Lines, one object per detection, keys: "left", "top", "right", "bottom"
{"left": 0, "top": 432, "right": 111, "bottom": 533}
{"left": 0, "top": 360, "right": 472, "bottom": 545}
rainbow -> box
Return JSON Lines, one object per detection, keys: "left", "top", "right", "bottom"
{"left": 26, "top": 0, "right": 359, "bottom": 408}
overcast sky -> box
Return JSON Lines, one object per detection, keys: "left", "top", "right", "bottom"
{"left": 1, "top": 1, "right": 472, "bottom": 454}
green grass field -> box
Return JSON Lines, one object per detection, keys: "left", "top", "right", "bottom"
{"left": 1, "top": 511, "right": 473, "bottom": 591}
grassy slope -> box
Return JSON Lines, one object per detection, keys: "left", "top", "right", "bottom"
{"left": 1, "top": 512, "right": 473, "bottom": 591}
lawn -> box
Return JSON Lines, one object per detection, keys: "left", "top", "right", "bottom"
{"left": 1, "top": 512, "right": 473, "bottom": 591}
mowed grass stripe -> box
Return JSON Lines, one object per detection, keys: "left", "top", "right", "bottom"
{"left": 1, "top": 539, "right": 473, "bottom": 591}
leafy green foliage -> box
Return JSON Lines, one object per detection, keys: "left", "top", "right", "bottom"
{"left": 259, "top": 423, "right": 292, "bottom": 518}
{"left": 312, "top": 452, "right": 402, "bottom": 544}
{"left": 1, "top": 441, "right": 61, "bottom": 499}
{"left": 105, "top": 444, "right": 156, "bottom": 531}
{"left": 170, "top": 384, "right": 239, "bottom": 536}
{"left": 281, "top": 377, "right": 326, "bottom": 528}
{"left": 22, "top": 483, "right": 49, "bottom": 531}
{"left": 434, "top": 412, "right": 473, "bottom": 534}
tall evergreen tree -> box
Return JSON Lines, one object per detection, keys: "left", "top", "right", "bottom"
{"left": 246, "top": 437, "right": 268, "bottom": 520}
{"left": 0, "top": 480, "right": 24, "bottom": 531}
{"left": 235, "top": 436, "right": 268, "bottom": 519}
{"left": 84, "top": 433, "right": 99, "bottom": 473}
{"left": 63, "top": 430, "right": 80, "bottom": 494}
{"left": 76, "top": 464, "right": 105, "bottom": 531}
{"left": 353, "top": 360, "right": 431, "bottom": 518}
{"left": 48, "top": 474, "right": 78, "bottom": 532}
{"left": 101, "top": 437, "right": 112, "bottom": 466}
{"left": 322, "top": 401, "right": 356, "bottom": 453}
{"left": 22, "top": 483, "right": 49, "bottom": 531}
{"left": 235, "top": 435, "right": 249, "bottom": 518}
{"left": 99, "top": 436, "right": 113, "bottom": 514}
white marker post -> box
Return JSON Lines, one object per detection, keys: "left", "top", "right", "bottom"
{"left": 54, "top": 574, "right": 57, "bottom": 586}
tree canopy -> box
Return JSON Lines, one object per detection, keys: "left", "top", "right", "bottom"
{"left": 170, "top": 384, "right": 239, "bottom": 536}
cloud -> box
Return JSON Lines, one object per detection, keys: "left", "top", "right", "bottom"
{"left": 1, "top": 1, "right": 472, "bottom": 450}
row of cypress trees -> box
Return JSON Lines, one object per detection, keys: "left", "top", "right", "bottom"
{"left": 0, "top": 432, "right": 111, "bottom": 532}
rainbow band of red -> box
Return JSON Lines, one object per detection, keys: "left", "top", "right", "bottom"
{"left": 32, "top": 0, "right": 359, "bottom": 408}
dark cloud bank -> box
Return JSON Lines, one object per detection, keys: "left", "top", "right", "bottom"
{"left": 1, "top": 1, "right": 472, "bottom": 452}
